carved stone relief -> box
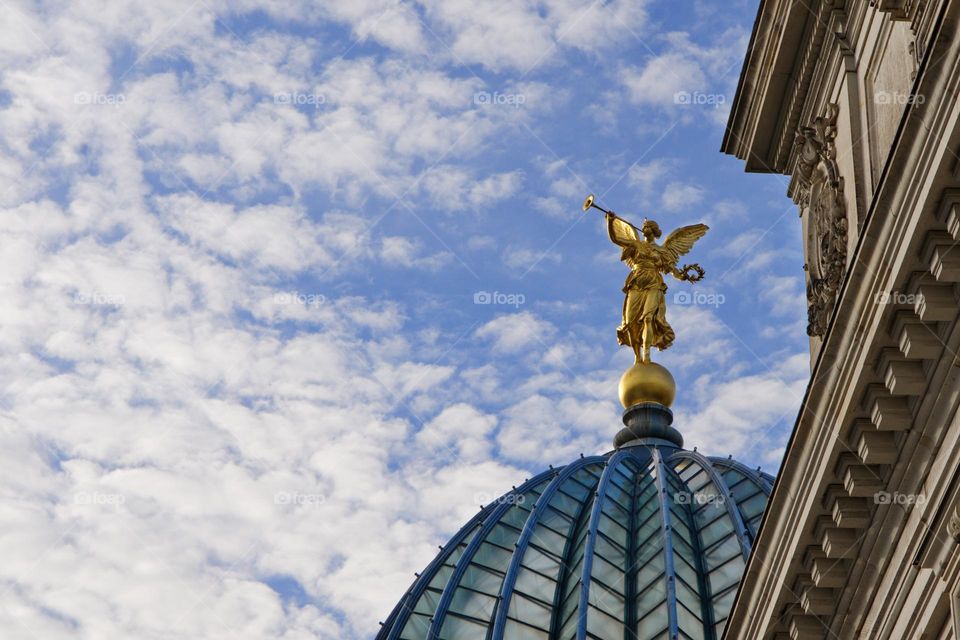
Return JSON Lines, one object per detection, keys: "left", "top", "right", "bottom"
{"left": 949, "top": 505, "right": 960, "bottom": 542}
{"left": 795, "top": 104, "right": 849, "bottom": 337}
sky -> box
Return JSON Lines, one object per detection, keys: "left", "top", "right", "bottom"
{"left": 0, "top": 1, "right": 811, "bottom": 638}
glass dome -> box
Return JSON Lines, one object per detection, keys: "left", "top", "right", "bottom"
{"left": 377, "top": 419, "right": 773, "bottom": 640}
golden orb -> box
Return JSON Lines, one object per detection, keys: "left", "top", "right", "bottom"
{"left": 619, "top": 362, "right": 676, "bottom": 408}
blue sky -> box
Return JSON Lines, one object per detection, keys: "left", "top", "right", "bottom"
{"left": 0, "top": 1, "right": 810, "bottom": 638}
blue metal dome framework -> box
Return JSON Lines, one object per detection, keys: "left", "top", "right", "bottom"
{"left": 378, "top": 442, "right": 773, "bottom": 640}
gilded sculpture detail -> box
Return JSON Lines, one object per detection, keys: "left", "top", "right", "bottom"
{"left": 584, "top": 194, "right": 709, "bottom": 409}
{"left": 584, "top": 195, "right": 708, "bottom": 364}
{"left": 795, "top": 103, "right": 848, "bottom": 337}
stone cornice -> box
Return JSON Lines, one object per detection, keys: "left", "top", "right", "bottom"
{"left": 722, "top": 1, "right": 850, "bottom": 174}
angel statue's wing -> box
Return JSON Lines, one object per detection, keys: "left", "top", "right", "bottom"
{"left": 607, "top": 214, "right": 639, "bottom": 248}
{"left": 661, "top": 223, "right": 709, "bottom": 263}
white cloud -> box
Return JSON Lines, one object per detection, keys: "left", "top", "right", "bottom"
{"left": 421, "top": 166, "right": 524, "bottom": 211}
{"left": 475, "top": 311, "right": 552, "bottom": 353}
{"left": 415, "top": 403, "right": 497, "bottom": 461}
{"left": 677, "top": 353, "right": 808, "bottom": 464}
{"left": 381, "top": 236, "right": 452, "bottom": 270}
{"left": 628, "top": 158, "right": 673, "bottom": 195}
{"left": 0, "top": 3, "right": 802, "bottom": 639}
{"left": 421, "top": 0, "right": 650, "bottom": 72}
{"left": 619, "top": 28, "right": 748, "bottom": 121}
{"left": 501, "top": 245, "right": 561, "bottom": 272}
{"left": 622, "top": 52, "right": 707, "bottom": 107}
{"left": 661, "top": 181, "right": 705, "bottom": 211}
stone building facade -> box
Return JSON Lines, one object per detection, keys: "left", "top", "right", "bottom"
{"left": 723, "top": 0, "right": 960, "bottom": 637}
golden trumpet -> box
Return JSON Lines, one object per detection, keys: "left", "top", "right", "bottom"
{"left": 582, "top": 194, "right": 612, "bottom": 215}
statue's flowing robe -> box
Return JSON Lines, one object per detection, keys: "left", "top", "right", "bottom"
{"left": 607, "top": 216, "right": 675, "bottom": 352}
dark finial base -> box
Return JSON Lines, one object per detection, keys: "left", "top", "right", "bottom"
{"left": 614, "top": 402, "right": 683, "bottom": 448}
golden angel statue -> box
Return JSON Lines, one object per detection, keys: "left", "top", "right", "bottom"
{"left": 583, "top": 195, "right": 709, "bottom": 364}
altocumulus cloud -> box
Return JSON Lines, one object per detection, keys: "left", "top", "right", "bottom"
{"left": 0, "top": 1, "right": 807, "bottom": 639}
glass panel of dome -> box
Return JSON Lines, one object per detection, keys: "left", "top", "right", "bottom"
{"left": 676, "top": 600, "right": 706, "bottom": 639}
{"left": 698, "top": 512, "right": 735, "bottom": 549}
{"left": 447, "top": 586, "right": 497, "bottom": 623}
{"left": 634, "top": 508, "right": 661, "bottom": 543}
{"left": 562, "top": 476, "right": 592, "bottom": 501}
{"left": 417, "top": 587, "right": 441, "bottom": 613}
{"left": 507, "top": 591, "right": 553, "bottom": 629}
{"left": 484, "top": 521, "right": 518, "bottom": 549}
{"left": 587, "top": 603, "right": 625, "bottom": 638}
{"left": 514, "top": 567, "right": 556, "bottom": 603}
{"left": 671, "top": 532, "right": 698, "bottom": 565}
{"left": 503, "top": 619, "right": 548, "bottom": 639}
{"left": 674, "top": 578, "right": 703, "bottom": 619}
{"left": 635, "top": 600, "right": 669, "bottom": 637}
{"left": 531, "top": 524, "right": 567, "bottom": 554}
{"left": 550, "top": 490, "right": 582, "bottom": 518}
{"left": 558, "top": 583, "right": 580, "bottom": 616}
{"left": 570, "top": 471, "right": 604, "bottom": 498}
{"left": 673, "top": 457, "right": 693, "bottom": 475}
{"left": 672, "top": 555, "right": 699, "bottom": 594}
{"left": 633, "top": 543, "right": 664, "bottom": 589}
{"left": 555, "top": 536, "right": 594, "bottom": 628}
{"left": 519, "top": 544, "right": 559, "bottom": 575}
{"left": 737, "top": 491, "right": 767, "bottom": 521}
{"left": 440, "top": 614, "right": 488, "bottom": 640}
{"left": 588, "top": 578, "right": 625, "bottom": 617}
{"left": 723, "top": 474, "right": 760, "bottom": 502}
{"left": 604, "top": 498, "right": 632, "bottom": 530}
{"left": 458, "top": 564, "right": 502, "bottom": 595}
{"left": 720, "top": 471, "right": 749, "bottom": 493}
{"left": 593, "top": 529, "right": 626, "bottom": 565}
{"left": 708, "top": 555, "right": 744, "bottom": 595}
{"left": 500, "top": 505, "right": 533, "bottom": 530}
{"left": 635, "top": 493, "right": 659, "bottom": 521}
{"left": 536, "top": 504, "right": 573, "bottom": 532}
{"left": 703, "top": 533, "right": 741, "bottom": 568}
{"left": 711, "top": 584, "right": 737, "bottom": 619}
{"left": 589, "top": 553, "right": 624, "bottom": 594}
{"left": 470, "top": 541, "right": 512, "bottom": 573}
{"left": 634, "top": 575, "right": 667, "bottom": 621}
{"left": 556, "top": 602, "right": 580, "bottom": 639}
{"left": 679, "top": 466, "right": 708, "bottom": 490}
{"left": 608, "top": 467, "right": 633, "bottom": 492}
{"left": 669, "top": 511, "right": 694, "bottom": 546}
{"left": 398, "top": 611, "right": 431, "bottom": 639}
